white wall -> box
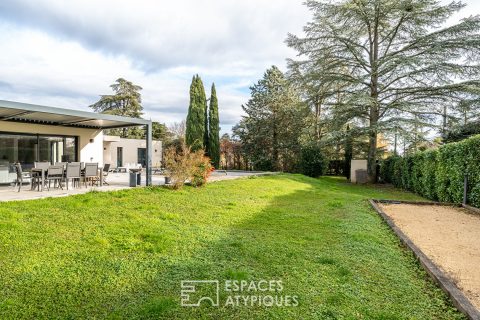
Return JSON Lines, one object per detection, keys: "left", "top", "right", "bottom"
{"left": 350, "top": 159, "right": 368, "bottom": 183}
{"left": 103, "top": 136, "right": 162, "bottom": 168}
{"left": 0, "top": 120, "right": 104, "bottom": 165}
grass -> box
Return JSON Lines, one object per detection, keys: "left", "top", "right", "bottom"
{"left": 0, "top": 174, "right": 466, "bottom": 319}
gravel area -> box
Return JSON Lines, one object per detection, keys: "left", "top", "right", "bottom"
{"left": 380, "top": 203, "right": 480, "bottom": 310}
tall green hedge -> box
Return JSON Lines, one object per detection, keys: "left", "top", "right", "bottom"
{"left": 380, "top": 135, "right": 480, "bottom": 208}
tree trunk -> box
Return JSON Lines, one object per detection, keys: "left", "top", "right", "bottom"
{"left": 394, "top": 131, "right": 398, "bottom": 156}
{"left": 367, "top": 5, "right": 380, "bottom": 183}
{"left": 442, "top": 105, "right": 448, "bottom": 136}
{"left": 367, "top": 118, "right": 378, "bottom": 183}
{"left": 314, "top": 97, "right": 322, "bottom": 141}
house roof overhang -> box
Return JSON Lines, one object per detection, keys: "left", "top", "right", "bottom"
{"left": 0, "top": 99, "right": 151, "bottom": 129}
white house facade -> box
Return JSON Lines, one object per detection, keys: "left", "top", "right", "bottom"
{"left": 0, "top": 100, "right": 154, "bottom": 185}
{"left": 103, "top": 135, "right": 162, "bottom": 170}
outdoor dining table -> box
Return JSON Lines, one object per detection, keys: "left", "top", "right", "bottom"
{"left": 30, "top": 168, "right": 46, "bottom": 192}
{"left": 30, "top": 166, "right": 103, "bottom": 191}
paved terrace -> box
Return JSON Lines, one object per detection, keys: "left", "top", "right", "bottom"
{"left": 0, "top": 171, "right": 273, "bottom": 202}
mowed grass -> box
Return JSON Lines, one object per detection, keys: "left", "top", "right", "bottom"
{"left": 0, "top": 175, "right": 466, "bottom": 319}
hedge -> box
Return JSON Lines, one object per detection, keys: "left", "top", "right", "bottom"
{"left": 380, "top": 134, "right": 480, "bottom": 208}
{"left": 299, "top": 144, "right": 329, "bottom": 177}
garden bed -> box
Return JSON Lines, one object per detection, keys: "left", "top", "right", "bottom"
{"left": 371, "top": 200, "right": 480, "bottom": 320}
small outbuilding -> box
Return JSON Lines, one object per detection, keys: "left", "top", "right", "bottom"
{"left": 350, "top": 159, "right": 368, "bottom": 184}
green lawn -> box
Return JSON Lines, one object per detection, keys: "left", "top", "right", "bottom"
{"left": 0, "top": 175, "right": 466, "bottom": 319}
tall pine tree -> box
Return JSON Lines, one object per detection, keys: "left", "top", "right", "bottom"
{"left": 207, "top": 83, "right": 220, "bottom": 168}
{"left": 287, "top": 0, "right": 480, "bottom": 182}
{"left": 234, "top": 66, "right": 308, "bottom": 171}
{"left": 186, "top": 75, "right": 207, "bottom": 151}
{"left": 89, "top": 78, "right": 143, "bottom": 138}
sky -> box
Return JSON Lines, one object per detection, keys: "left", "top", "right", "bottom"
{"left": 0, "top": 0, "right": 478, "bottom": 135}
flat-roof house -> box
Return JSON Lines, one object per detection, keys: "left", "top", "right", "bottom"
{"left": 103, "top": 135, "right": 162, "bottom": 170}
{"left": 0, "top": 100, "right": 154, "bottom": 185}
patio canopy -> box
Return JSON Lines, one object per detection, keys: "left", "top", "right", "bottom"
{"left": 0, "top": 99, "right": 150, "bottom": 129}
{"left": 0, "top": 99, "right": 153, "bottom": 185}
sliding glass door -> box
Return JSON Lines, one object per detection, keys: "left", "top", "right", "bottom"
{"left": 0, "top": 132, "right": 78, "bottom": 170}
{"left": 0, "top": 134, "right": 37, "bottom": 168}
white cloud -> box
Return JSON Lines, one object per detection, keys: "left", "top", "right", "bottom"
{"left": 0, "top": 0, "right": 477, "bottom": 134}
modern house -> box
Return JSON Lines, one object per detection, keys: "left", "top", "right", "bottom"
{"left": 103, "top": 135, "right": 162, "bottom": 170}
{"left": 0, "top": 99, "right": 154, "bottom": 185}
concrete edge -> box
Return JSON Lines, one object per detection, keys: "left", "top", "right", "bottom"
{"left": 369, "top": 199, "right": 480, "bottom": 320}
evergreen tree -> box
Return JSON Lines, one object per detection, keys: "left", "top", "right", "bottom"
{"left": 204, "top": 89, "right": 210, "bottom": 155}
{"left": 89, "top": 78, "right": 143, "bottom": 138}
{"left": 207, "top": 83, "right": 220, "bottom": 168}
{"left": 234, "top": 66, "right": 308, "bottom": 171}
{"left": 287, "top": 0, "right": 480, "bottom": 182}
{"left": 186, "top": 75, "right": 207, "bottom": 151}
{"left": 151, "top": 122, "right": 173, "bottom": 142}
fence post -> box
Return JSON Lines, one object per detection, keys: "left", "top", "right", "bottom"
{"left": 463, "top": 174, "right": 468, "bottom": 205}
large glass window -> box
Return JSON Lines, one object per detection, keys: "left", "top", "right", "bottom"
{"left": 0, "top": 132, "right": 78, "bottom": 171}
{"left": 0, "top": 134, "right": 37, "bottom": 169}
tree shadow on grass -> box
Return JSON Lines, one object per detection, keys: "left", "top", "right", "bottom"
{"left": 0, "top": 175, "right": 462, "bottom": 319}
{"left": 108, "top": 175, "right": 461, "bottom": 320}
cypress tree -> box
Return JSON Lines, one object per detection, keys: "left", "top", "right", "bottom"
{"left": 207, "top": 83, "right": 220, "bottom": 168}
{"left": 186, "top": 75, "right": 207, "bottom": 151}
{"left": 204, "top": 87, "right": 210, "bottom": 155}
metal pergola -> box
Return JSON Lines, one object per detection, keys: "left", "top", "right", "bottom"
{"left": 0, "top": 99, "right": 153, "bottom": 185}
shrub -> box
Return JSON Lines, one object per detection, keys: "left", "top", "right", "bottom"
{"left": 421, "top": 150, "right": 438, "bottom": 200}
{"left": 190, "top": 151, "right": 213, "bottom": 187}
{"left": 391, "top": 156, "right": 404, "bottom": 188}
{"left": 163, "top": 142, "right": 213, "bottom": 189}
{"left": 380, "top": 156, "right": 399, "bottom": 184}
{"left": 435, "top": 142, "right": 465, "bottom": 203}
{"left": 299, "top": 144, "right": 328, "bottom": 178}
{"left": 379, "top": 134, "right": 480, "bottom": 207}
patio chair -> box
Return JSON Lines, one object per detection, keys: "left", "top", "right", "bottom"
{"left": 55, "top": 162, "right": 67, "bottom": 169}
{"left": 34, "top": 162, "right": 50, "bottom": 169}
{"left": 31, "top": 162, "right": 50, "bottom": 190}
{"left": 84, "top": 163, "right": 99, "bottom": 187}
{"left": 65, "top": 163, "right": 81, "bottom": 190}
{"left": 13, "top": 163, "right": 31, "bottom": 192}
{"left": 102, "top": 163, "right": 111, "bottom": 185}
{"left": 46, "top": 165, "right": 64, "bottom": 190}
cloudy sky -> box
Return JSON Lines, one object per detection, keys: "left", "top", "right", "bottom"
{"left": 0, "top": 0, "right": 478, "bottom": 135}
